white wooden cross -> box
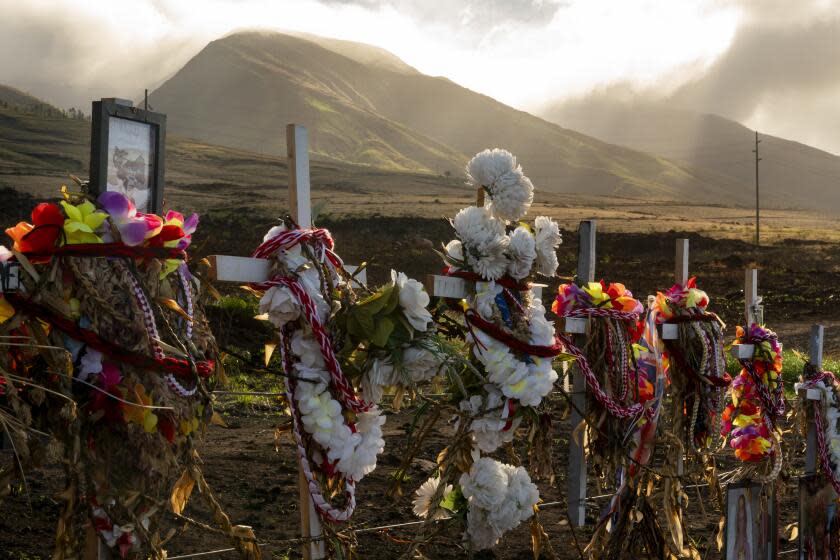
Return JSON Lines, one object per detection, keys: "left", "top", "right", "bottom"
{"left": 207, "top": 124, "right": 369, "bottom": 560}
{"left": 660, "top": 238, "right": 689, "bottom": 341}
{"left": 797, "top": 324, "right": 826, "bottom": 560}
{"left": 724, "top": 267, "right": 778, "bottom": 560}
{"left": 565, "top": 219, "right": 596, "bottom": 527}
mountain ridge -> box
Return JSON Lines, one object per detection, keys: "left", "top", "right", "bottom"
{"left": 149, "top": 30, "right": 760, "bottom": 205}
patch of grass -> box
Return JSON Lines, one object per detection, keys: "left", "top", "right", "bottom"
{"left": 725, "top": 347, "right": 840, "bottom": 397}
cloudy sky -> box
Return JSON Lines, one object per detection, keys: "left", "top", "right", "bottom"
{"left": 2, "top": 0, "right": 839, "bottom": 153}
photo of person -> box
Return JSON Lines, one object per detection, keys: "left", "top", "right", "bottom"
{"left": 106, "top": 116, "right": 154, "bottom": 212}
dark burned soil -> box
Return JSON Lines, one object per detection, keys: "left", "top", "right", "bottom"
{"left": 1, "top": 211, "right": 839, "bottom": 558}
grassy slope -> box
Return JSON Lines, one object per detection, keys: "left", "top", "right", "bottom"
{"left": 148, "top": 31, "right": 753, "bottom": 205}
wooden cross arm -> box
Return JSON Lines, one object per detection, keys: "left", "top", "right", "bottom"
{"left": 207, "top": 255, "right": 366, "bottom": 286}
{"left": 425, "top": 274, "right": 546, "bottom": 302}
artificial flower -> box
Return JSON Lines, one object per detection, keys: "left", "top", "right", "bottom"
{"left": 123, "top": 383, "right": 158, "bottom": 433}
{"left": 466, "top": 149, "right": 534, "bottom": 222}
{"left": 413, "top": 476, "right": 453, "bottom": 520}
{"left": 259, "top": 284, "right": 300, "bottom": 328}
{"left": 533, "top": 216, "right": 561, "bottom": 277}
{"left": 392, "top": 270, "right": 433, "bottom": 332}
{"left": 60, "top": 200, "right": 107, "bottom": 244}
{"left": 452, "top": 206, "right": 510, "bottom": 281}
{"left": 5, "top": 202, "right": 64, "bottom": 254}
{"left": 507, "top": 226, "right": 536, "bottom": 280}
{"left": 98, "top": 191, "right": 162, "bottom": 246}
{"left": 402, "top": 346, "right": 441, "bottom": 383}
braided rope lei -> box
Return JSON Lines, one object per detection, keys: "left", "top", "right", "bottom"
{"left": 799, "top": 370, "right": 840, "bottom": 494}
{"left": 558, "top": 307, "right": 653, "bottom": 420}
{"left": 250, "top": 227, "right": 375, "bottom": 523}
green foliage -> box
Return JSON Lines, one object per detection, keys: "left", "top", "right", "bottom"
{"left": 440, "top": 486, "right": 467, "bottom": 514}
{"left": 339, "top": 281, "right": 412, "bottom": 350}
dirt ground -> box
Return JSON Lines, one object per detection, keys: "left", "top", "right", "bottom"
{"left": 2, "top": 191, "right": 839, "bottom": 558}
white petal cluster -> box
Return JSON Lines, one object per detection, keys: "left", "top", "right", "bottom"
{"left": 460, "top": 458, "right": 539, "bottom": 550}
{"left": 534, "top": 216, "right": 562, "bottom": 277}
{"left": 260, "top": 285, "right": 300, "bottom": 328}
{"left": 471, "top": 330, "right": 557, "bottom": 408}
{"left": 459, "top": 389, "right": 521, "bottom": 453}
{"left": 413, "top": 476, "right": 453, "bottom": 520}
{"left": 445, "top": 239, "right": 464, "bottom": 263}
{"left": 392, "top": 270, "right": 433, "bottom": 332}
{"left": 467, "top": 149, "right": 534, "bottom": 222}
{"left": 295, "top": 366, "right": 385, "bottom": 482}
{"left": 361, "top": 357, "right": 395, "bottom": 404}
{"left": 507, "top": 226, "right": 536, "bottom": 280}
{"left": 403, "top": 346, "right": 442, "bottom": 383}
{"left": 474, "top": 282, "right": 503, "bottom": 320}
{"left": 453, "top": 206, "right": 510, "bottom": 281}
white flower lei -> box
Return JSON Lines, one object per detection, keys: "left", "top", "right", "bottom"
{"left": 259, "top": 226, "right": 384, "bottom": 485}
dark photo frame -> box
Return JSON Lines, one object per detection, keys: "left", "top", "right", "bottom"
{"left": 89, "top": 99, "right": 166, "bottom": 214}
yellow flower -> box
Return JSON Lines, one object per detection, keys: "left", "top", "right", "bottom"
{"left": 0, "top": 296, "right": 14, "bottom": 324}
{"left": 584, "top": 282, "right": 610, "bottom": 306}
{"left": 60, "top": 201, "right": 107, "bottom": 245}
{"left": 124, "top": 383, "right": 158, "bottom": 433}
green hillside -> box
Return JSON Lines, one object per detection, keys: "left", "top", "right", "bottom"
{"left": 148, "top": 31, "right": 751, "bottom": 204}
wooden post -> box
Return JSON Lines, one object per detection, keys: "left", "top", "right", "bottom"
{"left": 804, "top": 324, "right": 825, "bottom": 476}
{"left": 675, "top": 238, "right": 689, "bottom": 286}
{"left": 567, "top": 220, "right": 595, "bottom": 527}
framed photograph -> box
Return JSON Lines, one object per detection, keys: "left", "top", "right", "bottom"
{"left": 724, "top": 480, "right": 778, "bottom": 560}
{"left": 89, "top": 99, "right": 166, "bottom": 214}
{"left": 799, "top": 474, "right": 839, "bottom": 559}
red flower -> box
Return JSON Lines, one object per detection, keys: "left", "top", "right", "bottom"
{"left": 146, "top": 225, "right": 185, "bottom": 248}
{"left": 15, "top": 203, "right": 64, "bottom": 254}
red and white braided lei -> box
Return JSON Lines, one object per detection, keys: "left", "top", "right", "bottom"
{"left": 252, "top": 227, "right": 377, "bottom": 523}
{"left": 559, "top": 307, "right": 653, "bottom": 420}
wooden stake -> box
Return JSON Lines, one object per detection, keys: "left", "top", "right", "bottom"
{"left": 804, "top": 324, "right": 824, "bottom": 476}
{"left": 675, "top": 238, "right": 689, "bottom": 286}
{"left": 287, "top": 124, "right": 312, "bottom": 228}
{"left": 476, "top": 186, "right": 485, "bottom": 207}
{"left": 567, "top": 220, "right": 595, "bottom": 527}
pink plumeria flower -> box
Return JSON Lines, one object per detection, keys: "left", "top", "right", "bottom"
{"left": 98, "top": 192, "right": 163, "bottom": 246}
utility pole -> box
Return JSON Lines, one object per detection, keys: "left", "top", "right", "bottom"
{"left": 144, "top": 89, "right": 148, "bottom": 110}
{"left": 753, "top": 130, "right": 761, "bottom": 246}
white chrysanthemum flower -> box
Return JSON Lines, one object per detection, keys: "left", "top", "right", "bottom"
{"left": 474, "top": 282, "right": 503, "bottom": 320}
{"left": 534, "top": 216, "right": 562, "bottom": 277}
{"left": 459, "top": 457, "right": 508, "bottom": 510}
{"left": 413, "top": 476, "right": 453, "bottom": 520}
{"left": 507, "top": 226, "right": 536, "bottom": 280}
{"left": 466, "top": 149, "right": 534, "bottom": 222}
{"left": 361, "top": 357, "right": 395, "bottom": 404}
{"left": 445, "top": 239, "right": 464, "bottom": 263}
{"left": 392, "top": 270, "right": 433, "bottom": 332}
{"left": 260, "top": 284, "right": 301, "bottom": 328}
{"left": 460, "top": 391, "right": 521, "bottom": 453}
{"left": 403, "top": 346, "right": 442, "bottom": 383}
{"left": 291, "top": 330, "right": 325, "bottom": 368}
{"left": 453, "top": 206, "right": 510, "bottom": 281}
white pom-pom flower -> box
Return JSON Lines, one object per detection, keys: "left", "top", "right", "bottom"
{"left": 392, "top": 270, "right": 433, "bottom": 332}
{"left": 507, "top": 226, "right": 536, "bottom": 280}
{"left": 467, "top": 149, "right": 534, "bottom": 222}
{"left": 534, "top": 216, "right": 562, "bottom": 277}
{"left": 452, "top": 206, "right": 510, "bottom": 281}
{"left": 459, "top": 457, "right": 508, "bottom": 510}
